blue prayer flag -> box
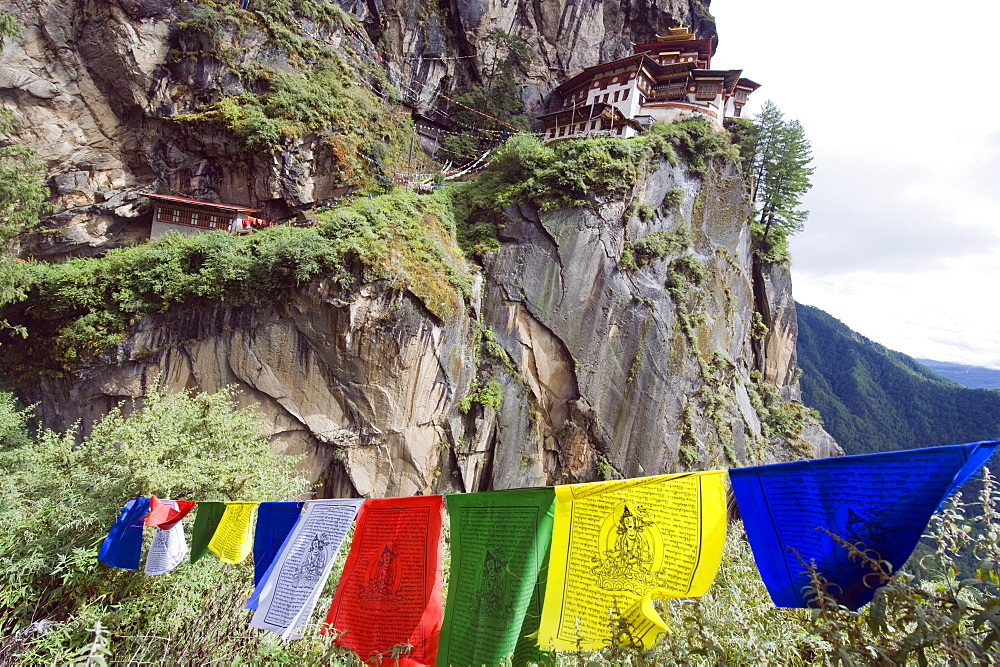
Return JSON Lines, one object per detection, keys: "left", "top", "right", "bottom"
{"left": 730, "top": 440, "right": 999, "bottom": 610}
{"left": 246, "top": 503, "right": 303, "bottom": 611}
{"left": 252, "top": 502, "right": 304, "bottom": 586}
{"left": 98, "top": 497, "right": 151, "bottom": 569}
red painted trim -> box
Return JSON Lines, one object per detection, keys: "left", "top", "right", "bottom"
{"left": 141, "top": 192, "right": 259, "bottom": 213}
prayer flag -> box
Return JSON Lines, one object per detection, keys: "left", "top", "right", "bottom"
{"left": 144, "top": 496, "right": 196, "bottom": 530}
{"left": 208, "top": 502, "right": 259, "bottom": 564}
{"left": 249, "top": 499, "right": 362, "bottom": 639}
{"left": 253, "top": 502, "right": 305, "bottom": 587}
{"left": 98, "top": 496, "right": 150, "bottom": 569}
{"left": 324, "top": 496, "right": 444, "bottom": 666}
{"left": 536, "top": 472, "right": 728, "bottom": 651}
{"left": 144, "top": 499, "right": 188, "bottom": 575}
{"left": 437, "top": 488, "right": 555, "bottom": 667}
{"left": 190, "top": 501, "right": 226, "bottom": 563}
{"left": 729, "top": 440, "right": 1000, "bottom": 610}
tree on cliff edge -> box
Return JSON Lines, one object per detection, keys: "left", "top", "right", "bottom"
{"left": 747, "top": 100, "right": 814, "bottom": 262}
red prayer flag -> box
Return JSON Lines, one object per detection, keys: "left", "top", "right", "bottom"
{"left": 323, "top": 496, "right": 444, "bottom": 666}
{"left": 144, "top": 496, "right": 197, "bottom": 530}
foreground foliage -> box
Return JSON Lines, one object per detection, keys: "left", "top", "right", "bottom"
{"left": 2, "top": 380, "right": 996, "bottom": 666}
{"left": 0, "top": 387, "right": 306, "bottom": 664}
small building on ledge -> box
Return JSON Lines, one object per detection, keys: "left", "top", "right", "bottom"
{"left": 144, "top": 193, "right": 261, "bottom": 239}
{"left": 538, "top": 26, "right": 759, "bottom": 140}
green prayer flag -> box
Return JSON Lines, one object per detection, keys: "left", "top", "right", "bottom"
{"left": 438, "top": 488, "right": 555, "bottom": 666}
{"left": 189, "top": 501, "right": 226, "bottom": 563}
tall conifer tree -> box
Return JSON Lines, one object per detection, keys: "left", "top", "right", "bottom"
{"left": 747, "top": 100, "right": 814, "bottom": 260}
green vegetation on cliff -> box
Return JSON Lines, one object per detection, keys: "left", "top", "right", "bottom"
{"left": 728, "top": 101, "right": 814, "bottom": 262}
{"left": 168, "top": 0, "right": 413, "bottom": 190}
{"left": 0, "top": 189, "right": 470, "bottom": 373}
{"left": 796, "top": 303, "right": 1000, "bottom": 454}
{"left": 454, "top": 117, "right": 737, "bottom": 254}
{"left": 0, "top": 117, "right": 740, "bottom": 373}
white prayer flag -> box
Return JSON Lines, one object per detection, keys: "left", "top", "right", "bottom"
{"left": 144, "top": 499, "right": 188, "bottom": 575}
{"left": 249, "top": 499, "right": 363, "bottom": 640}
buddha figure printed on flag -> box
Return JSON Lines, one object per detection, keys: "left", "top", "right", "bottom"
{"left": 360, "top": 544, "right": 402, "bottom": 612}
{"left": 591, "top": 503, "right": 665, "bottom": 594}
{"left": 472, "top": 548, "right": 513, "bottom": 630}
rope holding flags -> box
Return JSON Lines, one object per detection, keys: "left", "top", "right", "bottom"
{"left": 95, "top": 439, "right": 999, "bottom": 663}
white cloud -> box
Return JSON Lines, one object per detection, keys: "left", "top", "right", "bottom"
{"left": 713, "top": 0, "right": 1000, "bottom": 368}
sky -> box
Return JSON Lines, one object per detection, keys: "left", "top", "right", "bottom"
{"left": 710, "top": 0, "right": 1000, "bottom": 369}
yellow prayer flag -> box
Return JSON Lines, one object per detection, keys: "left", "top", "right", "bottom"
{"left": 207, "top": 502, "right": 259, "bottom": 564}
{"left": 536, "top": 471, "right": 728, "bottom": 651}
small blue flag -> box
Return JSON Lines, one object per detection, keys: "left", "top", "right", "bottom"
{"left": 98, "top": 497, "right": 151, "bottom": 569}
{"left": 730, "top": 440, "right": 999, "bottom": 610}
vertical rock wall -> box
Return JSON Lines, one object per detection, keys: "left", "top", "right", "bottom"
{"left": 23, "top": 154, "right": 841, "bottom": 498}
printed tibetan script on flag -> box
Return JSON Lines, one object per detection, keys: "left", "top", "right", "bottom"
{"left": 437, "top": 488, "right": 555, "bottom": 667}
{"left": 536, "top": 471, "right": 728, "bottom": 651}
{"left": 208, "top": 502, "right": 259, "bottom": 564}
{"left": 144, "top": 499, "right": 189, "bottom": 575}
{"left": 250, "top": 499, "right": 362, "bottom": 639}
{"left": 324, "top": 496, "right": 444, "bottom": 666}
{"left": 730, "top": 440, "right": 1000, "bottom": 610}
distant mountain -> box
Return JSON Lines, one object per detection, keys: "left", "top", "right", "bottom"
{"left": 795, "top": 303, "right": 1000, "bottom": 455}
{"left": 915, "top": 359, "right": 1000, "bottom": 391}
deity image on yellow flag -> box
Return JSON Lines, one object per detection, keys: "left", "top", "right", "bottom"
{"left": 536, "top": 471, "right": 727, "bottom": 651}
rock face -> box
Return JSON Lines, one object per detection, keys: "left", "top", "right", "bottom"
{"left": 1, "top": 0, "right": 715, "bottom": 256}
{"left": 348, "top": 0, "right": 716, "bottom": 111}
{"left": 4, "top": 0, "right": 842, "bottom": 496}
{"left": 23, "top": 154, "right": 842, "bottom": 497}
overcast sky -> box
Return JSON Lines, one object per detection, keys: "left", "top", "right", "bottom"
{"left": 711, "top": 0, "right": 1000, "bottom": 369}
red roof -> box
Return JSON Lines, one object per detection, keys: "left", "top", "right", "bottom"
{"left": 141, "top": 193, "right": 260, "bottom": 214}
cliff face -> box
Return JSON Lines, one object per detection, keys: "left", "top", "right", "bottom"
{"left": 1, "top": 0, "right": 715, "bottom": 258}
{"left": 25, "top": 154, "right": 841, "bottom": 498}
{"left": 3, "top": 0, "right": 841, "bottom": 497}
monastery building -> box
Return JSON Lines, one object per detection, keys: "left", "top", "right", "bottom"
{"left": 537, "top": 27, "right": 759, "bottom": 140}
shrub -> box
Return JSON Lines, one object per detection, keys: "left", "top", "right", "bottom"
{"left": 0, "top": 386, "right": 305, "bottom": 662}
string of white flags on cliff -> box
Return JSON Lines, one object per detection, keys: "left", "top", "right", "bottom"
{"left": 97, "top": 440, "right": 999, "bottom": 661}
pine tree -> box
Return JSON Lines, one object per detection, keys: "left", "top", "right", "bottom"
{"left": 747, "top": 100, "right": 814, "bottom": 261}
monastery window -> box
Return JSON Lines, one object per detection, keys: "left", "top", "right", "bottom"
{"left": 176, "top": 209, "right": 193, "bottom": 226}
{"left": 591, "top": 120, "right": 598, "bottom": 130}
{"left": 622, "top": 88, "right": 629, "bottom": 100}
{"left": 613, "top": 91, "right": 620, "bottom": 103}
{"left": 602, "top": 93, "right": 609, "bottom": 103}
{"left": 695, "top": 83, "right": 719, "bottom": 100}
{"left": 559, "top": 127, "right": 566, "bottom": 137}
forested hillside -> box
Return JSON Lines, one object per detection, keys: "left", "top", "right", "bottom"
{"left": 796, "top": 303, "right": 1000, "bottom": 454}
